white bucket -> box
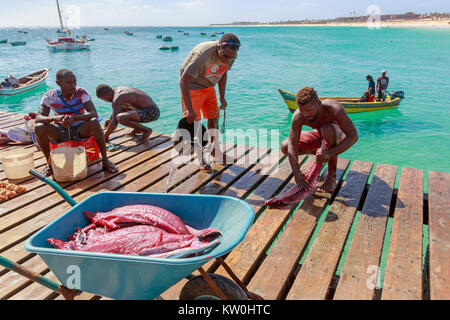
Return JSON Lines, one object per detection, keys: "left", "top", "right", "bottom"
{"left": 0, "top": 149, "right": 35, "bottom": 180}
{"left": 50, "top": 146, "right": 88, "bottom": 182}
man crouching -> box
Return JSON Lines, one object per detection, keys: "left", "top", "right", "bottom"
{"left": 35, "top": 69, "right": 118, "bottom": 176}
{"left": 281, "top": 87, "right": 358, "bottom": 192}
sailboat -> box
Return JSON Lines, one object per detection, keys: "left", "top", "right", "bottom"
{"left": 46, "top": 0, "right": 90, "bottom": 52}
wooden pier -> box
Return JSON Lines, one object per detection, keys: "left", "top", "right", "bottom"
{"left": 0, "top": 111, "right": 448, "bottom": 300}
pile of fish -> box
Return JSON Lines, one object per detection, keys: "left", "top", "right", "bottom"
{"left": 0, "top": 181, "right": 27, "bottom": 202}
{"left": 263, "top": 141, "right": 327, "bottom": 207}
{"left": 48, "top": 205, "right": 222, "bottom": 259}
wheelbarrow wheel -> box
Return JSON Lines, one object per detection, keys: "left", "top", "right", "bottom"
{"left": 179, "top": 274, "right": 247, "bottom": 300}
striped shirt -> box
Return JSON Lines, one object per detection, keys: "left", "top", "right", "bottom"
{"left": 41, "top": 88, "right": 91, "bottom": 125}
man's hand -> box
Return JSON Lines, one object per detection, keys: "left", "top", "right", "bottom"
{"left": 295, "top": 171, "right": 311, "bottom": 191}
{"left": 316, "top": 151, "right": 330, "bottom": 164}
{"left": 219, "top": 97, "right": 227, "bottom": 110}
{"left": 104, "top": 119, "right": 110, "bottom": 129}
{"left": 60, "top": 115, "right": 75, "bottom": 128}
{"left": 186, "top": 109, "right": 196, "bottom": 123}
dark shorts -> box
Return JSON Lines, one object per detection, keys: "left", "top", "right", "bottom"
{"left": 56, "top": 123, "right": 83, "bottom": 142}
{"left": 137, "top": 105, "right": 160, "bottom": 123}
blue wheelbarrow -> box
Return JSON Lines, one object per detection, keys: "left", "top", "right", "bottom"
{"left": 0, "top": 170, "right": 262, "bottom": 300}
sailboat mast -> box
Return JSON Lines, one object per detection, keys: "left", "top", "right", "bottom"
{"left": 56, "top": 0, "right": 65, "bottom": 31}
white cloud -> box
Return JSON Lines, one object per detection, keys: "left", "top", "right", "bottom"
{"left": 298, "top": 2, "right": 316, "bottom": 8}
{"left": 175, "top": 0, "right": 205, "bottom": 9}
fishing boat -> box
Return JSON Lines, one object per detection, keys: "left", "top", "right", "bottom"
{"left": 159, "top": 46, "right": 170, "bottom": 51}
{"left": 124, "top": 31, "right": 133, "bottom": 36}
{"left": 278, "top": 89, "right": 405, "bottom": 114}
{"left": 200, "top": 32, "right": 207, "bottom": 35}
{"left": 156, "top": 35, "right": 163, "bottom": 39}
{"left": 0, "top": 40, "right": 8, "bottom": 44}
{"left": 162, "top": 36, "right": 173, "bottom": 42}
{"left": 46, "top": 0, "right": 89, "bottom": 52}
{"left": 10, "top": 41, "right": 27, "bottom": 46}
{"left": 0, "top": 69, "right": 49, "bottom": 97}
{"left": 211, "top": 33, "right": 217, "bottom": 37}
{"left": 184, "top": 32, "right": 189, "bottom": 36}
{"left": 170, "top": 46, "right": 179, "bottom": 51}
{"left": 17, "top": 30, "right": 28, "bottom": 34}
{"left": 104, "top": 28, "right": 109, "bottom": 31}
{"left": 215, "top": 32, "right": 224, "bottom": 34}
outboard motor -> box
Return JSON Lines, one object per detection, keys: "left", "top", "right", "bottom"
{"left": 390, "top": 90, "right": 405, "bottom": 100}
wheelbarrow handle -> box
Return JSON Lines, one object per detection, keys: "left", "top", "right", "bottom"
{"left": 29, "top": 169, "right": 78, "bottom": 207}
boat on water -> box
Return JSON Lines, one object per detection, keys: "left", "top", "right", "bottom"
{"left": 104, "top": 28, "right": 109, "bottom": 31}
{"left": 211, "top": 33, "right": 217, "bottom": 37}
{"left": 215, "top": 32, "right": 224, "bottom": 34}
{"left": 0, "top": 40, "right": 8, "bottom": 44}
{"left": 17, "top": 30, "right": 28, "bottom": 34}
{"left": 200, "top": 32, "right": 207, "bottom": 35}
{"left": 170, "top": 46, "right": 179, "bottom": 51}
{"left": 278, "top": 89, "right": 405, "bottom": 114}
{"left": 124, "top": 31, "right": 133, "bottom": 36}
{"left": 0, "top": 69, "right": 49, "bottom": 97}
{"left": 156, "top": 35, "right": 163, "bottom": 39}
{"left": 11, "top": 41, "right": 27, "bottom": 46}
{"left": 162, "top": 36, "right": 173, "bottom": 42}
{"left": 159, "top": 46, "right": 170, "bottom": 51}
{"left": 46, "top": 0, "right": 89, "bottom": 52}
{"left": 184, "top": 33, "right": 189, "bottom": 36}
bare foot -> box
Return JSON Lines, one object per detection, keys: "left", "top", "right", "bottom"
{"left": 318, "top": 176, "right": 336, "bottom": 193}
{"left": 127, "top": 129, "right": 142, "bottom": 136}
{"left": 136, "top": 130, "right": 152, "bottom": 143}
{"left": 102, "top": 159, "right": 119, "bottom": 173}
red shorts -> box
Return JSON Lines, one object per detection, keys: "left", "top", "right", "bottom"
{"left": 181, "top": 86, "right": 219, "bottom": 121}
{"left": 299, "top": 124, "right": 345, "bottom": 152}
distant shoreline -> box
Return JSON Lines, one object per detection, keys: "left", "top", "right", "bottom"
{"left": 210, "top": 20, "right": 450, "bottom": 29}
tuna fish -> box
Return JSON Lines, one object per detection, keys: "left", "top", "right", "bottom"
{"left": 263, "top": 141, "right": 327, "bottom": 207}
{"left": 48, "top": 205, "right": 222, "bottom": 259}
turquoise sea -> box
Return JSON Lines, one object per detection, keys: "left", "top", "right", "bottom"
{"left": 1, "top": 26, "right": 449, "bottom": 173}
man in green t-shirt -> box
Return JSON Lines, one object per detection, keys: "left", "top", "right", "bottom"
{"left": 179, "top": 33, "right": 240, "bottom": 164}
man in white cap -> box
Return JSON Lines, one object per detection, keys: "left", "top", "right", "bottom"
{"left": 376, "top": 70, "right": 389, "bottom": 101}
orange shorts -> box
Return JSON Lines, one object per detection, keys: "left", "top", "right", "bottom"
{"left": 181, "top": 86, "right": 220, "bottom": 121}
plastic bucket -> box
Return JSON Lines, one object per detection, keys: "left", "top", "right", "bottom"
{"left": 50, "top": 146, "right": 88, "bottom": 182}
{"left": 0, "top": 149, "right": 35, "bottom": 179}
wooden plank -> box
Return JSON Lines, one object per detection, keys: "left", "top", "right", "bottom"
{"left": 247, "top": 158, "right": 351, "bottom": 300}
{"left": 137, "top": 143, "right": 237, "bottom": 194}
{"left": 213, "top": 156, "right": 312, "bottom": 284}
{"left": 286, "top": 160, "right": 373, "bottom": 300}
{"left": 196, "top": 147, "right": 267, "bottom": 195}
{"left": 333, "top": 163, "right": 397, "bottom": 300}
{"left": 427, "top": 171, "right": 450, "bottom": 300}
{"left": 222, "top": 151, "right": 283, "bottom": 199}
{"left": 169, "top": 145, "right": 252, "bottom": 195}
{"left": 382, "top": 167, "right": 424, "bottom": 300}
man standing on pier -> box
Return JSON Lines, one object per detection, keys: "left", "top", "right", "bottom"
{"left": 179, "top": 33, "right": 240, "bottom": 168}
{"left": 281, "top": 87, "right": 358, "bottom": 193}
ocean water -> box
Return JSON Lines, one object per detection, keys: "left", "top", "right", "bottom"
{"left": 1, "top": 26, "right": 449, "bottom": 172}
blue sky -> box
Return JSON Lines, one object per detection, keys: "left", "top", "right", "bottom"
{"left": 0, "top": 0, "right": 449, "bottom": 27}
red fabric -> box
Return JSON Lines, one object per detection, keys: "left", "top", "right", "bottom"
{"left": 298, "top": 130, "right": 322, "bottom": 152}
{"left": 367, "top": 94, "right": 375, "bottom": 102}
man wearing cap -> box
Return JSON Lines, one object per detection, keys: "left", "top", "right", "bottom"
{"left": 179, "top": 33, "right": 240, "bottom": 166}
{"left": 376, "top": 70, "right": 389, "bottom": 101}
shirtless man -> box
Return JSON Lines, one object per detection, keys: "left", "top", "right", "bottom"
{"left": 281, "top": 87, "right": 358, "bottom": 192}
{"left": 96, "top": 85, "right": 160, "bottom": 143}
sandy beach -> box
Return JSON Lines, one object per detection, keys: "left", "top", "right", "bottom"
{"left": 211, "top": 19, "right": 450, "bottom": 28}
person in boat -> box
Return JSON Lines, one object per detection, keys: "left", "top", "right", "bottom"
{"left": 35, "top": 69, "right": 118, "bottom": 176}
{"left": 376, "top": 70, "right": 389, "bottom": 101}
{"left": 7, "top": 75, "right": 19, "bottom": 88}
{"left": 0, "top": 78, "right": 11, "bottom": 89}
{"left": 96, "top": 85, "right": 160, "bottom": 143}
{"left": 281, "top": 87, "right": 358, "bottom": 193}
{"left": 179, "top": 33, "right": 240, "bottom": 167}
{"left": 360, "top": 75, "right": 376, "bottom": 102}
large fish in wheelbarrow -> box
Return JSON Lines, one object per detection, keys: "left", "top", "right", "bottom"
{"left": 48, "top": 205, "right": 222, "bottom": 259}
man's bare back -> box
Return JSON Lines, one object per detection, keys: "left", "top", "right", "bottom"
{"left": 113, "top": 86, "right": 155, "bottom": 111}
